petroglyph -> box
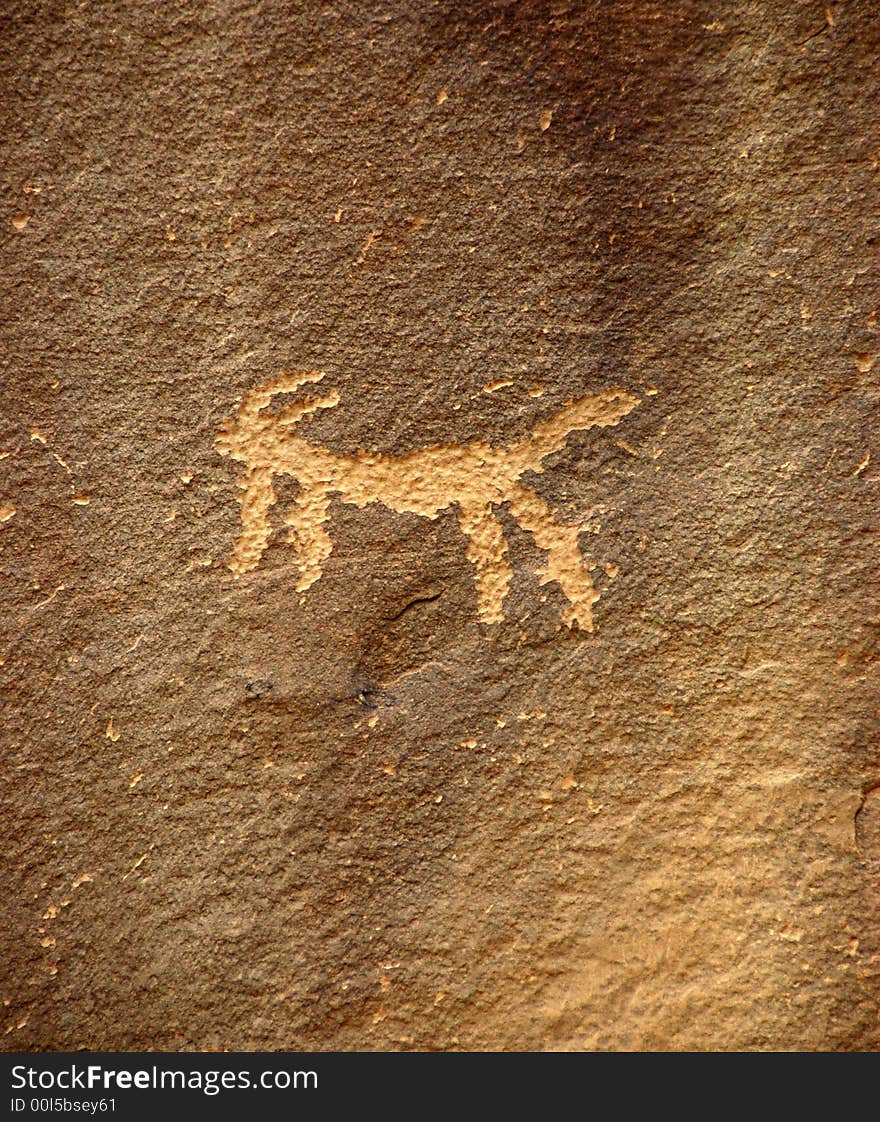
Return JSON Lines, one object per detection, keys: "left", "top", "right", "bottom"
{"left": 216, "top": 372, "right": 640, "bottom": 629}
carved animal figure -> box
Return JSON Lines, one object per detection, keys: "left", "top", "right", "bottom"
{"left": 216, "top": 371, "right": 639, "bottom": 629}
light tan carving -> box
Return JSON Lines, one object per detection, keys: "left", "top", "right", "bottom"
{"left": 216, "top": 372, "right": 639, "bottom": 629}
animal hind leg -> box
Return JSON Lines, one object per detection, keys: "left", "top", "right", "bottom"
{"left": 506, "top": 484, "right": 598, "bottom": 630}
{"left": 456, "top": 501, "right": 512, "bottom": 624}
{"left": 284, "top": 488, "right": 333, "bottom": 592}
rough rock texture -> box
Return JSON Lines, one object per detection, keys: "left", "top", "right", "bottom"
{"left": 2, "top": 0, "right": 878, "bottom": 1051}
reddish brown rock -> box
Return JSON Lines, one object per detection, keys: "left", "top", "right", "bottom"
{"left": 1, "top": 1, "right": 878, "bottom": 1050}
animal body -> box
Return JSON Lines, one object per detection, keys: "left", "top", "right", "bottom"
{"left": 216, "top": 371, "right": 639, "bottom": 629}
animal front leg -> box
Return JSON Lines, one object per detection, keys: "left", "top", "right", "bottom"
{"left": 506, "top": 484, "right": 599, "bottom": 631}
{"left": 284, "top": 488, "right": 333, "bottom": 592}
{"left": 456, "top": 501, "right": 512, "bottom": 624}
{"left": 230, "top": 464, "right": 276, "bottom": 575}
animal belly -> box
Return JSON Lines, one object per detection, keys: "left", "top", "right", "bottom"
{"left": 331, "top": 456, "right": 452, "bottom": 520}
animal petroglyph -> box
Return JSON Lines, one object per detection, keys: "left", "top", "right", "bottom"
{"left": 216, "top": 372, "right": 640, "bottom": 629}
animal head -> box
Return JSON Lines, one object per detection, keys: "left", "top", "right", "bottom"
{"left": 215, "top": 370, "right": 340, "bottom": 459}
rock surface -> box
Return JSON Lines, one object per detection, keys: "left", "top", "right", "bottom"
{"left": 2, "top": 0, "right": 878, "bottom": 1050}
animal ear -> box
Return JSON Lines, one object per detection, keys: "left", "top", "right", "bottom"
{"left": 214, "top": 416, "right": 237, "bottom": 452}
{"left": 313, "top": 389, "right": 340, "bottom": 412}
{"left": 273, "top": 369, "right": 327, "bottom": 395}
{"left": 238, "top": 370, "right": 327, "bottom": 418}
{"left": 276, "top": 387, "right": 341, "bottom": 426}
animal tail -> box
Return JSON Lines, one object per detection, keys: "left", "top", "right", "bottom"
{"left": 513, "top": 389, "right": 640, "bottom": 468}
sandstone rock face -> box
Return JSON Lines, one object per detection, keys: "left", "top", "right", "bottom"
{"left": 2, "top": 1, "right": 878, "bottom": 1051}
